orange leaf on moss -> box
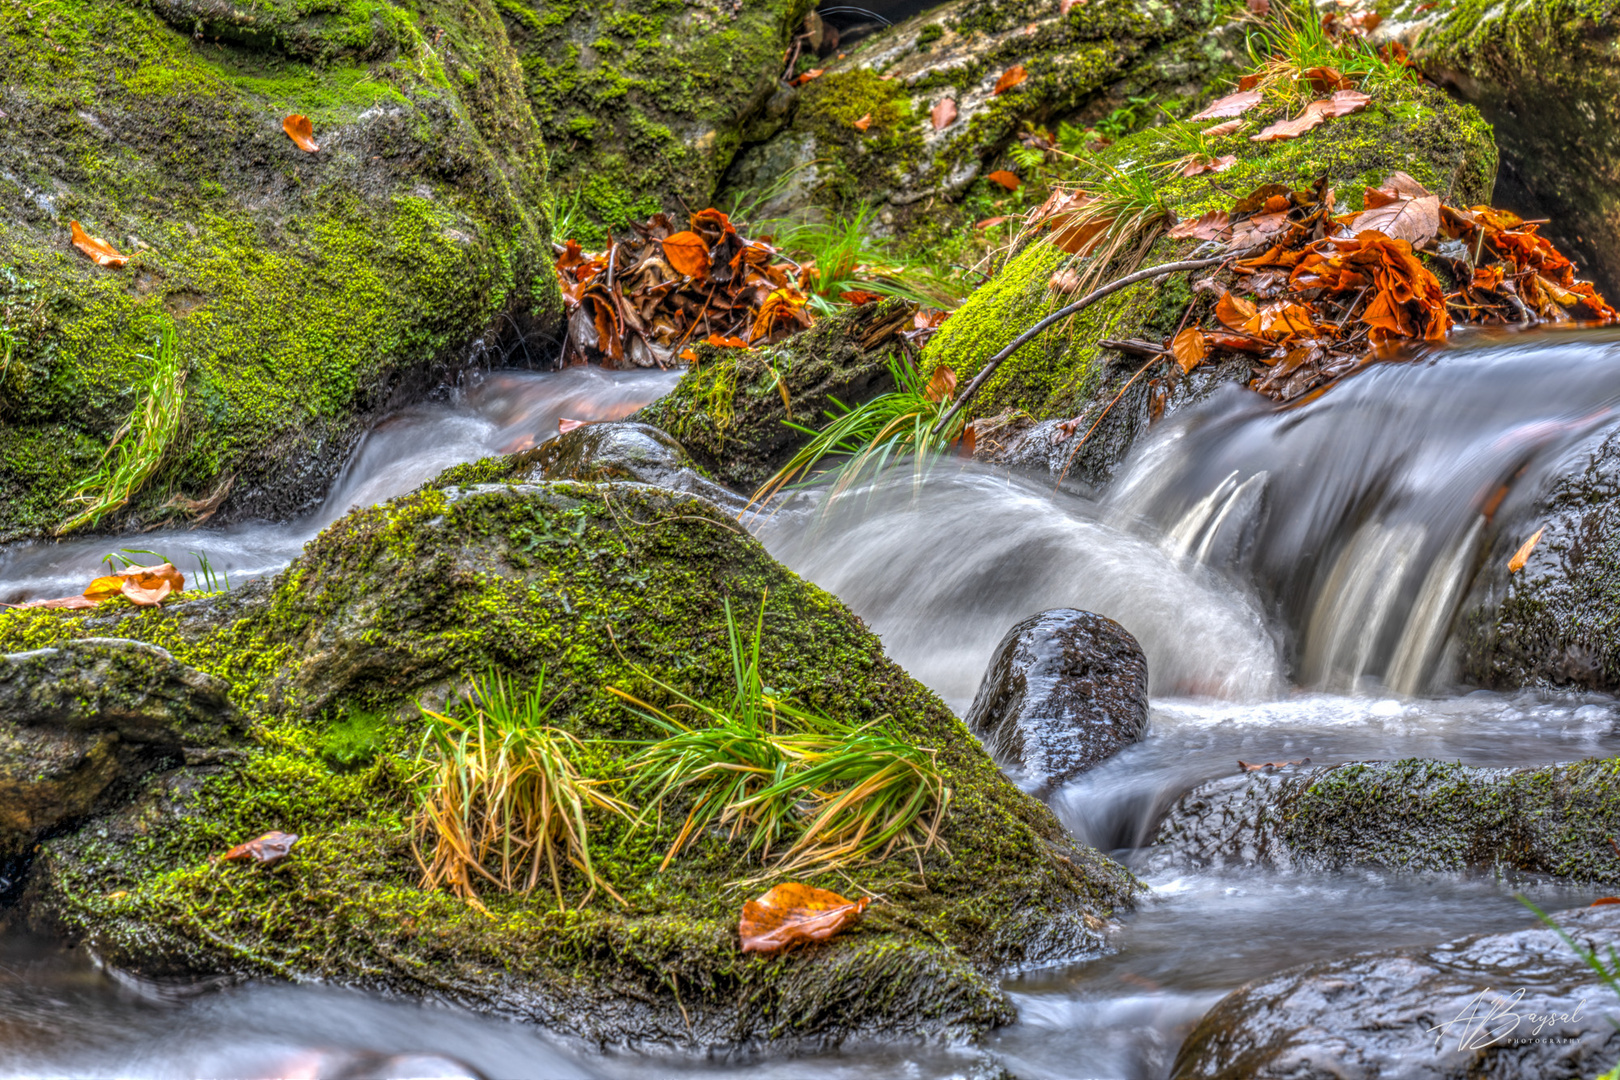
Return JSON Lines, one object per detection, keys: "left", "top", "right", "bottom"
{"left": 852, "top": 113, "right": 873, "bottom": 132}
{"left": 993, "top": 64, "right": 1028, "bottom": 95}
{"left": 69, "top": 222, "right": 128, "bottom": 268}
{"left": 662, "top": 231, "right": 711, "bottom": 279}
{"left": 739, "top": 883, "right": 870, "bottom": 954}
{"left": 987, "top": 170, "right": 1022, "bottom": 191}
{"left": 282, "top": 114, "right": 320, "bottom": 152}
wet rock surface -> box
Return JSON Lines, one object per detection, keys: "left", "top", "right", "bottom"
{"left": 1172, "top": 903, "right": 1620, "bottom": 1079}
{"left": 1150, "top": 758, "right": 1620, "bottom": 886}
{"left": 964, "top": 609, "right": 1148, "bottom": 792}
{"left": 0, "top": 639, "right": 241, "bottom": 859}
{"left": 518, "top": 421, "right": 749, "bottom": 514}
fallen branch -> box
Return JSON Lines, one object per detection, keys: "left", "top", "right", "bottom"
{"left": 932, "top": 255, "right": 1226, "bottom": 435}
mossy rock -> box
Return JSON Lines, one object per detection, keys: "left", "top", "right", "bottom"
{"left": 0, "top": 0, "right": 562, "bottom": 542}
{"left": 633, "top": 298, "right": 915, "bottom": 492}
{"left": 718, "top": 0, "right": 1244, "bottom": 245}
{"left": 0, "top": 479, "right": 1138, "bottom": 1047}
{"left": 922, "top": 78, "right": 1496, "bottom": 488}
{"left": 1379, "top": 0, "right": 1620, "bottom": 294}
{"left": 498, "top": 0, "right": 813, "bottom": 244}
{"left": 1153, "top": 757, "right": 1620, "bottom": 884}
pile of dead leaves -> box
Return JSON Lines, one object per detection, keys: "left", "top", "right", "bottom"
{"left": 555, "top": 209, "right": 813, "bottom": 368}
{"left": 5, "top": 561, "right": 183, "bottom": 610}
{"left": 1158, "top": 171, "right": 1618, "bottom": 402}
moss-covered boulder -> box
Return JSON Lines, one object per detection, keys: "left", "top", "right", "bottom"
{"left": 634, "top": 298, "right": 914, "bottom": 492}
{"left": 1151, "top": 758, "right": 1620, "bottom": 885}
{"left": 719, "top": 0, "right": 1242, "bottom": 244}
{"left": 1373, "top": 0, "right": 1620, "bottom": 294}
{"left": 0, "top": 0, "right": 562, "bottom": 542}
{"left": 922, "top": 78, "right": 1496, "bottom": 488}
{"left": 0, "top": 478, "right": 1137, "bottom": 1047}
{"left": 498, "top": 0, "right": 812, "bottom": 242}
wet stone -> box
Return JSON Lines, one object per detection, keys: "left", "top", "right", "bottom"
{"left": 519, "top": 422, "right": 749, "bottom": 514}
{"left": 963, "top": 609, "right": 1149, "bottom": 793}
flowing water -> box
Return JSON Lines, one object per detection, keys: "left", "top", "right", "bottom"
{"left": 5, "top": 333, "right": 1620, "bottom": 1078}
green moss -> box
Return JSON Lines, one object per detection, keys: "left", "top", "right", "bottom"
{"left": 3, "top": 480, "right": 1138, "bottom": 1043}
{"left": 0, "top": 0, "right": 562, "bottom": 541}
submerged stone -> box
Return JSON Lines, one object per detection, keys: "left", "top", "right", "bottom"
{"left": 964, "top": 609, "right": 1149, "bottom": 794}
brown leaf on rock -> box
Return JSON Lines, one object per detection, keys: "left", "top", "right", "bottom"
{"left": 1215, "top": 291, "right": 1258, "bottom": 330}
{"left": 924, "top": 364, "right": 958, "bottom": 403}
{"left": 1238, "top": 758, "right": 1311, "bottom": 772}
{"left": 221, "top": 830, "right": 300, "bottom": 867}
{"left": 1351, "top": 193, "right": 1441, "bottom": 248}
{"left": 282, "top": 114, "right": 319, "bottom": 153}
{"left": 1171, "top": 327, "right": 1208, "bottom": 373}
{"left": 1180, "top": 154, "right": 1237, "bottom": 177}
{"left": 1190, "top": 90, "right": 1263, "bottom": 121}
{"left": 661, "top": 231, "right": 711, "bottom": 279}
{"left": 1508, "top": 527, "right": 1545, "bottom": 573}
{"left": 739, "top": 882, "right": 870, "bottom": 954}
{"left": 69, "top": 222, "right": 128, "bottom": 269}
{"left": 840, "top": 289, "right": 884, "bottom": 305}
{"left": 993, "top": 64, "right": 1028, "bottom": 95}
{"left": 987, "top": 170, "right": 1022, "bottom": 191}
{"left": 1226, "top": 210, "right": 1292, "bottom": 251}
{"left": 931, "top": 98, "right": 958, "bottom": 130}
{"left": 1317, "top": 89, "right": 1372, "bottom": 117}
{"left": 1203, "top": 119, "right": 1244, "bottom": 138}
{"left": 791, "top": 68, "right": 824, "bottom": 87}
{"left": 1167, "top": 210, "right": 1232, "bottom": 242}
{"left": 852, "top": 113, "right": 873, "bottom": 132}
{"left": 1302, "top": 66, "right": 1352, "bottom": 93}
{"left": 975, "top": 215, "right": 1011, "bottom": 229}
{"left": 1250, "top": 91, "right": 1369, "bottom": 142}
{"left": 83, "top": 576, "right": 126, "bottom": 603}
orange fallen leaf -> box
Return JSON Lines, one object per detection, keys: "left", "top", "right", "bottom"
{"left": 1190, "top": 90, "right": 1262, "bottom": 121}
{"left": 1238, "top": 757, "right": 1311, "bottom": 771}
{"left": 661, "top": 231, "right": 711, "bottom": 279}
{"left": 931, "top": 98, "right": 958, "bottom": 131}
{"left": 84, "top": 575, "right": 127, "bottom": 603}
{"left": 1250, "top": 91, "right": 1370, "bottom": 143}
{"left": 1170, "top": 327, "right": 1208, "bottom": 373}
{"left": 1593, "top": 897, "right": 1620, "bottom": 907}
{"left": 118, "top": 562, "right": 184, "bottom": 595}
{"left": 840, "top": 289, "right": 884, "bottom": 305}
{"left": 69, "top": 221, "right": 128, "bottom": 269}
{"left": 1302, "top": 66, "right": 1352, "bottom": 93}
{"left": 739, "top": 882, "right": 870, "bottom": 954}
{"left": 704, "top": 333, "right": 750, "bottom": 348}
{"left": 852, "top": 113, "right": 873, "bottom": 132}
{"left": 679, "top": 347, "right": 698, "bottom": 361}
{"left": 993, "top": 64, "right": 1028, "bottom": 95}
{"left": 975, "top": 215, "right": 1011, "bottom": 229}
{"left": 924, "top": 364, "right": 957, "bottom": 403}
{"left": 121, "top": 580, "right": 173, "bottom": 607}
{"left": 282, "top": 114, "right": 319, "bottom": 153}
{"left": 987, "top": 169, "right": 1022, "bottom": 191}
{"left": 1508, "top": 527, "right": 1545, "bottom": 573}
{"left": 1167, "top": 210, "right": 1232, "bottom": 241}
{"left": 1215, "top": 291, "right": 1258, "bottom": 330}
{"left": 791, "top": 68, "right": 825, "bottom": 87}
{"left": 221, "top": 830, "right": 300, "bottom": 867}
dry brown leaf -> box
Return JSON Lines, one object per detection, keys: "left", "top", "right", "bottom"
{"left": 1350, "top": 193, "right": 1441, "bottom": 248}
{"left": 1508, "top": 527, "right": 1545, "bottom": 573}
{"left": 1203, "top": 119, "right": 1244, "bottom": 138}
{"left": 221, "top": 830, "right": 300, "bottom": 867}
{"left": 1238, "top": 757, "right": 1311, "bottom": 771}
{"left": 931, "top": 98, "right": 958, "bottom": 130}
{"left": 1302, "top": 66, "right": 1352, "bottom": 93}
{"left": 282, "top": 114, "right": 319, "bottom": 153}
{"left": 852, "top": 113, "right": 873, "bottom": 132}
{"left": 987, "top": 170, "right": 1022, "bottom": 191}
{"left": 993, "top": 64, "right": 1028, "bottom": 95}
{"left": 791, "top": 68, "right": 825, "bottom": 87}
{"left": 1215, "top": 291, "right": 1258, "bottom": 330}
{"left": 1170, "top": 327, "right": 1208, "bottom": 373}
{"left": 121, "top": 580, "right": 173, "bottom": 607}
{"left": 739, "top": 882, "right": 870, "bottom": 954}
{"left": 1167, "top": 210, "right": 1232, "bottom": 241}
{"left": 661, "top": 231, "right": 711, "bottom": 279}
{"left": 975, "top": 215, "right": 1011, "bottom": 229}
{"left": 69, "top": 221, "right": 128, "bottom": 269}
{"left": 1190, "top": 90, "right": 1263, "bottom": 121}
{"left": 1317, "top": 89, "right": 1372, "bottom": 117}
{"left": 1250, "top": 91, "right": 1370, "bottom": 143}
{"left": 1180, "top": 154, "right": 1237, "bottom": 177}
{"left": 924, "top": 364, "right": 958, "bottom": 403}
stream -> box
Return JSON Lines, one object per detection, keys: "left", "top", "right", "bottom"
{"left": 5, "top": 332, "right": 1620, "bottom": 1079}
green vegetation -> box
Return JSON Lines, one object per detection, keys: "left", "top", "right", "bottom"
{"left": 414, "top": 669, "right": 631, "bottom": 909}
{"left": 58, "top": 324, "right": 187, "bottom": 535}
{"left": 616, "top": 599, "right": 948, "bottom": 878}
{"left": 760, "top": 206, "right": 966, "bottom": 314}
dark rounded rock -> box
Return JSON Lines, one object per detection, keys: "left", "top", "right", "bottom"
{"left": 963, "top": 609, "right": 1149, "bottom": 792}
{"left": 1172, "top": 904, "right": 1620, "bottom": 1079}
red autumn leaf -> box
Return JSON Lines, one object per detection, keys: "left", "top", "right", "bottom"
{"left": 69, "top": 221, "right": 128, "bottom": 269}
{"left": 993, "top": 64, "right": 1028, "bottom": 95}
{"left": 931, "top": 98, "right": 958, "bottom": 130}
{"left": 791, "top": 68, "right": 825, "bottom": 87}
{"left": 1203, "top": 119, "right": 1244, "bottom": 138}
{"left": 1170, "top": 327, "right": 1208, "bottom": 373}
{"left": 1215, "top": 290, "right": 1259, "bottom": 331}
{"left": 1190, "top": 90, "right": 1263, "bottom": 121}
{"left": 282, "top": 114, "right": 320, "bottom": 153}
{"left": 987, "top": 170, "right": 1022, "bottom": 191}
{"left": 1237, "top": 73, "right": 1264, "bottom": 91}
{"left": 924, "top": 364, "right": 957, "bottom": 402}
{"left": 661, "top": 231, "right": 711, "bottom": 279}
{"left": 739, "top": 882, "right": 870, "bottom": 954}
{"left": 1167, "top": 210, "right": 1232, "bottom": 241}
{"left": 221, "top": 830, "right": 299, "bottom": 866}
{"left": 840, "top": 289, "right": 884, "bottom": 305}
{"left": 852, "top": 113, "right": 873, "bottom": 132}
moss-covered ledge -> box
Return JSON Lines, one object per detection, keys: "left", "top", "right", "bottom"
{"left": 0, "top": 0, "right": 562, "bottom": 542}
{"left": 0, "top": 479, "right": 1137, "bottom": 1048}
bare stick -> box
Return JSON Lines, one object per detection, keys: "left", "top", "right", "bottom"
{"left": 931, "top": 255, "right": 1226, "bottom": 434}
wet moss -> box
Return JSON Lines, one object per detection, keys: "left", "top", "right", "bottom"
{"left": 1, "top": 480, "right": 1138, "bottom": 1045}
{"left": 0, "top": 0, "right": 562, "bottom": 541}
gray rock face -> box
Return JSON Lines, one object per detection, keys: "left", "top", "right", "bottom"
{"left": 1172, "top": 904, "right": 1620, "bottom": 1079}
{"left": 519, "top": 421, "right": 749, "bottom": 514}
{"left": 0, "top": 639, "right": 240, "bottom": 858}
{"left": 964, "top": 609, "right": 1148, "bottom": 792}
